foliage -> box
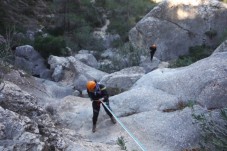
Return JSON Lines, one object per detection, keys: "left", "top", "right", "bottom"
{"left": 0, "top": 2, "right": 7, "bottom": 34}
{"left": 0, "top": 44, "right": 12, "bottom": 65}
{"left": 163, "top": 100, "right": 197, "bottom": 112}
{"left": 73, "top": 25, "right": 105, "bottom": 51}
{"left": 96, "top": 0, "right": 156, "bottom": 42}
{"left": 204, "top": 29, "right": 217, "bottom": 39}
{"left": 101, "top": 43, "right": 147, "bottom": 72}
{"left": 0, "top": 27, "right": 15, "bottom": 66}
{"left": 45, "top": 26, "right": 65, "bottom": 36}
{"left": 1, "top": 0, "right": 157, "bottom": 61}
{"left": 50, "top": 0, "right": 156, "bottom": 52}
{"left": 0, "top": 28, "right": 16, "bottom": 76}
{"left": 219, "top": 28, "right": 227, "bottom": 44}
{"left": 52, "top": 0, "right": 105, "bottom": 29}
{"left": 34, "top": 35, "right": 67, "bottom": 59}
{"left": 192, "top": 108, "right": 227, "bottom": 151}
{"left": 169, "top": 56, "right": 194, "bottom": 68}
{"left": 117, "top": 136, "right": 128, "bottom": 150}
{"left": 51, "top": 0, "right": 106, "bottom": 52}
{"left": 169, "top": 45, "right": 213, "bottom": 68}
{"left": 220, "top": 0, "right": 227, "bottom": 3}
{"left": 0, "top": 43, "right": 11, "bottom": 63}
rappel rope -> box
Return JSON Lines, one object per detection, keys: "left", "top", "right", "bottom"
{"left": 100, "top": 100, "right": 147, "bottom": 151}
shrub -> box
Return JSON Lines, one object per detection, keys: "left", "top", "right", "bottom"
{"left": 46, "top": 26, "right": 64, "bottom": 36}
{"left": 188, "top": 46, "right": 212, "bottom": 60}
{"left": 0, "top": 43, "right": 11, "bottom": 61}
{"left": 169, "top": 56, "right": 194, "bottom": 68}
{"left": 0, "top": 44, "right": 12, "bottom": 75}
{"left": 73, "top": 26, "right": 105, "bottom": 51}
{"left": 192, "top": 108, "right": 227, "bottom": 151}
{"left": 98, "top": 0, "right": 156, "bottom": 42}
{"left": 169, "top": 45, "right": 213, "bottom": 68}
{"left": 205, "top": 29, "right": 217, "bottom": 39}
{"left": 100, "top": 43, "right": 147, "bottom": 72}
{"left": 103, "top": 44, "right": 137, "bottom": 72}
{"left": 0, "top": 27, "right": 14, "bottom": 66}
{"left": 117, "top": 136, "right": 127, "bottom": 150}
{"left": 34, "top": 35, "right": 67, "bottom": 59}
{"left": 219, "top": 28, "right": 227, "bottom": 44}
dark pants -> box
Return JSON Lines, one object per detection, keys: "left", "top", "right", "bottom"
{"left": 92, "top": 100, "right": 113, "bottom": 125}
{"left": 150, "top": 49, "right": 156, "bottom": 61}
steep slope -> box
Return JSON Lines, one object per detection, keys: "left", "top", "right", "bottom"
{"left": 0, "top": 0, "right": 52, "bottom": 31}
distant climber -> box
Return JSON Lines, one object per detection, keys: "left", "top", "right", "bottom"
{"left": 149, "top": 44, "right": 157, "bottom": 61}
{"left": 86, "top": 80, "right": 116, "bottom": 133}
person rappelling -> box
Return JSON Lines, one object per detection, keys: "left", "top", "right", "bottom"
{"left": 86, "top": 80, "right": 116, "bottom": 133}
{"left": 149, "top": 44, "right": 157, "bottom": 62}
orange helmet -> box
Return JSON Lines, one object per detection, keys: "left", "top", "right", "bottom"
{"left": 150, "top": 44, "right": 156, "bottom": 49}
{"left": 87, "top": 81, "right": 96, "bottom": 91}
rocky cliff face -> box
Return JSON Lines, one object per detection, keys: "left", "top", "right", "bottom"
{"left": 129, "top": 0, "right": 227, "bottom": 61}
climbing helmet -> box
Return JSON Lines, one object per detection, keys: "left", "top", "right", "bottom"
{"left": 87, "top": 81, "right": 96, "bottom": 91}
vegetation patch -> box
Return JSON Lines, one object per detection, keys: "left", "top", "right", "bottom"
{"left": 117, "top": 136, "right": 128, "bottom": 150}
{"left": 192, "top": 108, "right": 227, "bottom": 151}
{"left": 34, "top": 35, "right": 68, "bottom": 59}
{"left": 163, "top": 100, "right": 197, "bottom": 112}
{"left": 169, "top": 45, "right": 213, "bottom": 68}
{"left": 205, "top": 29, "right": 217, "bottom": 39}
{"left": 101, "top": 43, "right": 147, "bottom": 72}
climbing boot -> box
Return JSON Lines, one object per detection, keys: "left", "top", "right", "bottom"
{"left": 92, "top": 124, "right": 96, "bottom": 133}
{"left": 110, "top": 116, "right": 116, "bottom": 124}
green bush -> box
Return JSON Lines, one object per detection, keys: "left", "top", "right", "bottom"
{"left": 117, "top": 136, "right": 127, "bottom": 150}
{"left": 73, "top": 26, "right": 104, "bottom": 51}
{"left": 169, "top": 45, "right": 213, "bottom": 68}
{"left": 205, "top": 29, "right": 217, "bottom": 39}
{"left": 100, "top": 43, "right": 146, "bottom": 72}
{"left": 192, "top": 108, "right": 227, "bottom": 151}
{"left": 220, "top": 0, "right": 227, "bottom": 3}
{"left": 46, "top": 26, "right": 64, "bottom": 36}
{"left": 34, "top": 35, "right": 67, "bottom": 59}
{"left": 50, "top": 0, "right": 156, "bottom": 53}
{"left": 219, "top": 29, "right": 227, "bottom": 44}
{"left": 97, "top": 0, "right": 156, "bottom": 42}
{"left": 22, "top": 8, "right": 35, "bottom": 16}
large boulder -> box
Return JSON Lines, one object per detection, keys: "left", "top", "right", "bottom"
{"left": 108, "top": 52, "right": 227, "bottom": 150}
{"left": 48, "top": 55, "right": 108, "bottom": 92}
{"left": 133, "top": 52, "right": 227, "bottom": 109}
{"left": 0, "top": 106, "right": 45, "bottom": 151}
{"left": 100, "top": 66, "right": 146, "bottom": 95}
{"left": 68, "top": 56, "right": 108, "bottom": 92}
{"left": 129, "top": 0, "right": 227, "bottom": 61}
{"left": 2, "top": 69, "right": 74, "bottom": 107}
{"left": 0, "top": 81, "right": 45, "bottom": 117}
{"left": 75, "top": 53, "right": 99, "bottom": 69}
{"left": 14, "top": 45, "right": 51, "bottom": 79}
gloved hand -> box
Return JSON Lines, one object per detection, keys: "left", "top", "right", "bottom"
{"left": 99, "top": 98, "right": 105, "bottom": 102}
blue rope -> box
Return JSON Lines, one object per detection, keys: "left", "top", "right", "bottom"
{"left": 101, "top": 101, "right": 147, "bottom": 151}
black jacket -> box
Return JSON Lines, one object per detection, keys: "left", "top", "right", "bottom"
{"left": 87, "top": 84, "right": 109, "bottom": 102}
